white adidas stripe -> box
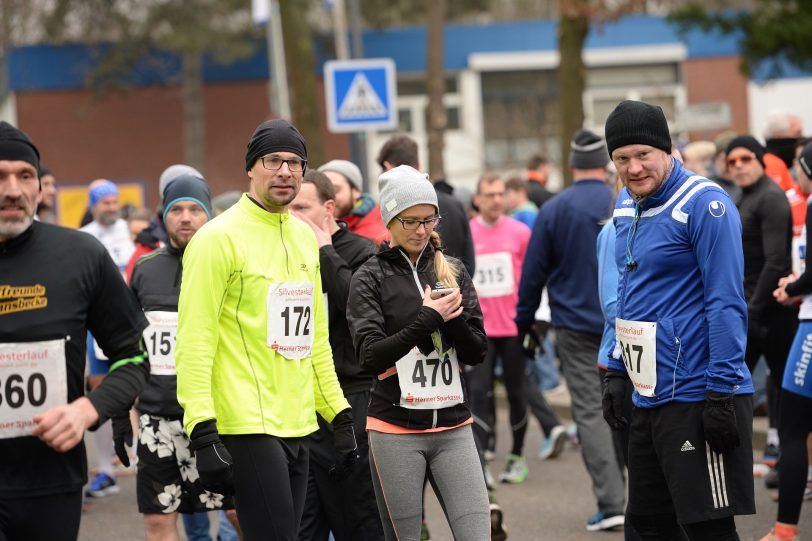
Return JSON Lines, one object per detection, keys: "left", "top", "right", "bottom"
{"left": 706, "top": 444, "right": 729, "bottom": 509}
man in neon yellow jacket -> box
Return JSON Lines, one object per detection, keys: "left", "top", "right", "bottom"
{"left": 176, "top": 119, "right": 355, "bottom": 541}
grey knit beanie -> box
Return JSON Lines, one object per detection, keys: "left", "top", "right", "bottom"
{"left": 569, "top": 129, "right": 609, "bottom": 169}
{"left": 159, "top": 164, "right": 203, "bottom": 201}
{"left": 318, "top": 159, "right": 363, "bottom": 190}
{"left": 604, "top": 100, "right": 672, "bottom": 158}
{"left": 378, "top": 165, "right": 438, "bottom": 226}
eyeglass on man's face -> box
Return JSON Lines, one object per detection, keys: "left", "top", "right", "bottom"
{"left": 726, "top": 154, "right": 756, "bottom": 168}
{"left": 261, "top": 155, "right": 307, "bottom": 172}
{"left": 395, "top": 216, "right": 442, "bottom": 231}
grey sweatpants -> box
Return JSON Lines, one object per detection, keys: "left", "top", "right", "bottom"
{"left": 368, "top": 424, "right": 490, "bottom": 541}
{"left": 557, "top": 328, "right": 627, "bottom": 516}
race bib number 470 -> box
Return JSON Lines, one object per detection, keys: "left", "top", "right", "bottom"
{"left": 616, "top": 319, "right": 657, "bottom": 397}
{"left": 395, "top": 348, "right": 463, "bottom": 410}
{"left": 0, "top": 339, "right": 68, "bottom": 439}
{"left": 267, "top": 282, "right": 315, "bottom": 360}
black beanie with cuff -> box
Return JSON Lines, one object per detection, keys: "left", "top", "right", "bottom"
{"left": 604, "top": 100, "right": 672, "bottom": 158}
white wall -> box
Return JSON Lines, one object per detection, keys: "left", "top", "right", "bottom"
{"left": 748, "top": 78, "right": 812, "bottom": 140}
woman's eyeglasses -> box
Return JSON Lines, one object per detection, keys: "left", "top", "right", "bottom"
{"left": 395, "top": 216, "right": 442, "bottom": 230}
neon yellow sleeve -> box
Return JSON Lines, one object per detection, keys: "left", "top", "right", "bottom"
{"left": 176, "top": 225, "right": 235, "bottom": 435}
{"left": 309, "top": 256, "right": 350, "bottom": 423}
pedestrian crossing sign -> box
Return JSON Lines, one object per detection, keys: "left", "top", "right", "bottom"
{"left": 324, "top": 58, "right": 397, "bottom": 133}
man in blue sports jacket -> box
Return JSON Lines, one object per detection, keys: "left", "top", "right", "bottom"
{"left": 601, "top": 100, "right": 755, "bottom": 541}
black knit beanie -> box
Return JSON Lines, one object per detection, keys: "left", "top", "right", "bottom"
{"left": 162, "top": 174, "right": 213, "bottom": 223}
{"left": 0, "top": 121, "right": 40, "bottom": 172}
{"left": 245, "top": 119, "right": 307, "bottom": 171}
{"left": 725, "top": 135, "right": 765, "bottom": 168}
{"left": 569, "top": 129, "right": 609, "bottom": 169}
{"left": 604, "top": 100, "right": 672, "bottom": 158}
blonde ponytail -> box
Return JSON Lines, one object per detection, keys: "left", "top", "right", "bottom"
{"left": 429, "top": 231, "right": 460, "bottom": 288}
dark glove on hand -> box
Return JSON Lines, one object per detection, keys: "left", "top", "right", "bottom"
{"left": 329, "top": 409, "right": 358, "bottom": 480}
{"left": 702, "top": 392, "right": 740, "bottom": 454}
{"left": 602, "top": 370, "right": 629, "bottom": 431}
{"left": 518, "top": 326, "right": 540, "bottom": 359}
{"left": 190, "top": 420, "right": 235, "bottom": 496}
{"left": 112, "top": 415, "right": 133, "bottom": 468}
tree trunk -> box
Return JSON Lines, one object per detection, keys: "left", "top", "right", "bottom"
{"left": 182, "top": 50, "right": 205, "bottom": 172}
{"left": 557, "top": 0, "right": 588, "bottom": 187}
{"left": 280, "top": 0, "right": 324, "bottom": 166}
{"left": 0, "top": 0, "right": 12, "bottom": 119}
{"left": 426, "top": 0, "right": 447, "bottom": 181}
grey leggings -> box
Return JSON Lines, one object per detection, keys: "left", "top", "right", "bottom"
{"left": 368, "top": 424, "right": 490, "bottom": 541}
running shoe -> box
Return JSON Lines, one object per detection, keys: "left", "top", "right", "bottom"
{"left": 586, "top": 511, "right": 625, "bottom": 532}
{"left": 85, "top": 472, "right": 119, "bottom": 498}
{"left": 805, "top": 478, "right": 812, "bottom": 500}
{"left": 758, "top": 523, "right": 798, "bottom": 541}
{"left": 763, "top": 443, "right": 780, "bottom": 468}
{"left": 489, "top": 491, "right": 508, "bottom": 541}
{"left": 538, "top": 425, "right": 567, "bottom": 460}
{"left": 498, "top": 454, "right": 528, "bottom": 484}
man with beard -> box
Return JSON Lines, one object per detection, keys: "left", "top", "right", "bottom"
{"left": 602, "top": 101, "right": 754, "bottom": 541}
{"left": 176, "top": 119, "right": 355, "bottom": 541}
{"left": 81, "top": 179, "right": 135, "bottom": 275}
{"left": 36, "top": 164, "right": 57, "bottom": 223}
{"left": 0, "top": 122, "right": 149, "bottom": 539}
{"left": 129, "top": 174, "right": 239, "bottom": 540}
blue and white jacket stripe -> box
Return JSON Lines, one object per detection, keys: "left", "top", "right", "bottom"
{"left": 611, "top": 158, "right": 754, "bottom": 408}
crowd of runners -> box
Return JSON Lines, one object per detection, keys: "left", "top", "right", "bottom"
{"left": 2, "top": 99, "right": 812, "bottom": 541}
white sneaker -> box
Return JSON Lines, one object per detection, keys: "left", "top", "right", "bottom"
{"left": 538, "top": 425, "right": 567, "bottom": 460}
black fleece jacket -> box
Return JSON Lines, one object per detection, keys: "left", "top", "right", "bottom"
{"left": 738, "top": 174, "right": 794, "bottom": 323}
{"left": 347, "top": 242, "right": 487, "bottom": 429}
{"left": 320, "top": 223, "right": 377, "bottom": 394}
{"left": 129, "top": 244, "right": 185, "bottom": 417}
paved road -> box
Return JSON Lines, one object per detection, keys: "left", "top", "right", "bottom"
{"left": 79, "top": 409, "right": 811, "bottom": 541}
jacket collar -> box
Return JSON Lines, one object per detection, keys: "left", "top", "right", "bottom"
{"left": 378, "top": 240, "right": 435, "bottom": 271}
{"left": 242, "top": 194, "right": 291, "bottom": 226}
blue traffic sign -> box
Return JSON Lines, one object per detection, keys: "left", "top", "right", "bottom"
{"left": 324, "top": 58, "right": 397, "bottom": 133}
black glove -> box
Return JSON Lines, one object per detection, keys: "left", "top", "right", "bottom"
{"left": 602, "top": 370, "right": 629, "bottom": 431}
{"left": 702, "top": 392, "right": 740, "bottom": 454}
{"left": 112, "top": 415, "right": 133, "bottom": 468}
{"left": 518, "top": 326, "right": 540, "bottom": 359}
{"left": 190, "top": 420, "right": 235, "bottom": 496}
{"left": 329, "top": 408, "right": 358, "bottom": 480}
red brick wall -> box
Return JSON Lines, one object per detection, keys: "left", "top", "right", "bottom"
{"left": 15, "top": 80, "right": 350, "bottom": 207}
{"left": 683, "top": 56, "right": 750, "bottom": 141}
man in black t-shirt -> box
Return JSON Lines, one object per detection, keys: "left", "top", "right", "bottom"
{"left": 0, "top": 121, "right": 149, "bottom": 540}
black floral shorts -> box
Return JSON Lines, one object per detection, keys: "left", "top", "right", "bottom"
{"left": 136, "top": 414, "right": 234, "bottom": 514}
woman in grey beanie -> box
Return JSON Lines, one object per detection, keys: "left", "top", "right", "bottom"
{"left": 347, "top": 165, "right": 494, "bottom": 540}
